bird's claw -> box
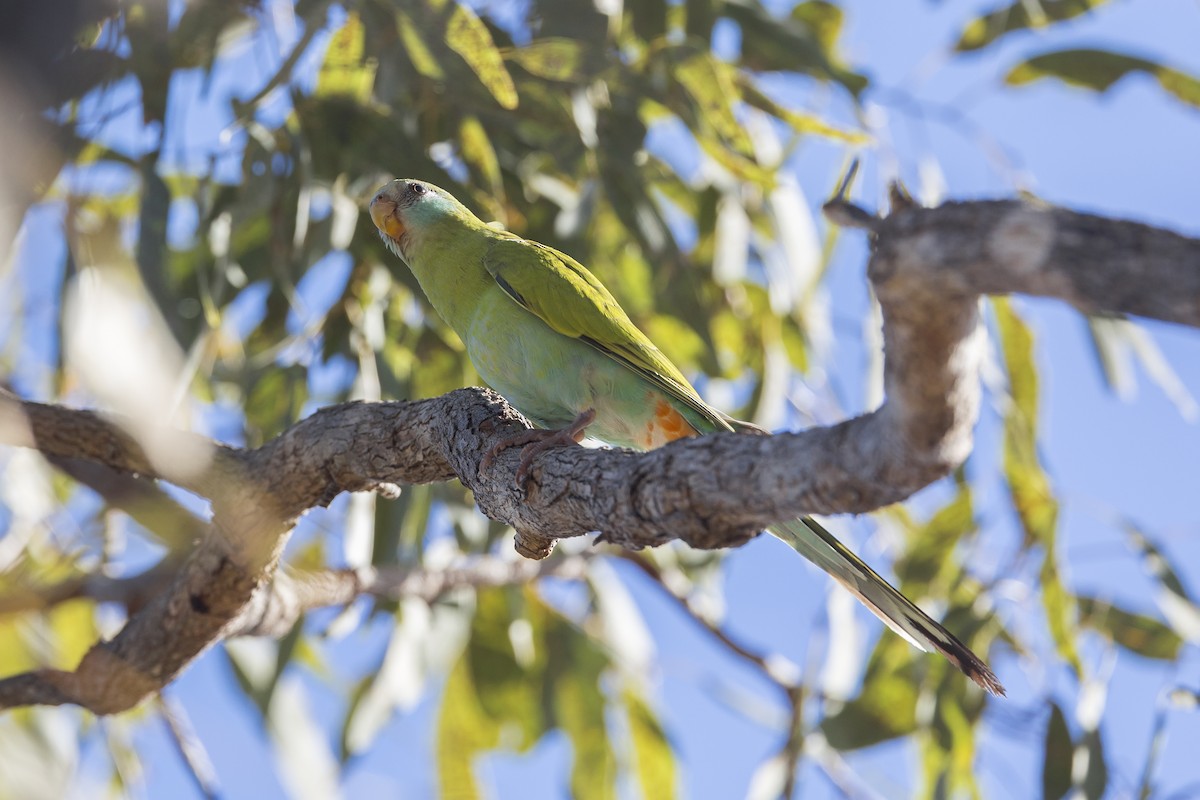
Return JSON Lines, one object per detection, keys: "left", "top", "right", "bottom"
{"left": 481, "top": 409, "right": 597, "bottom": 489}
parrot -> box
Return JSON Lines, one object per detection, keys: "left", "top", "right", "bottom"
{"left": 369, "top": 178, "right": 1004, "bottom": 695}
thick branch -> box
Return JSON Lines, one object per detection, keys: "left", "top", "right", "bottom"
{"left": 0, "top": 197, "right": 1194, "bottom": 714}
{"left": 866, "top": 200, "right": 1200, "bottom": 327}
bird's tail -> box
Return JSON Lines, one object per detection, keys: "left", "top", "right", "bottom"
{"left": 769, "top": 517, "right": 1005, "bottom": 696}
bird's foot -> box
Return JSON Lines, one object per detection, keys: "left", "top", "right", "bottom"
{"left": 482, "top": 409, "right": 597, "bottom": 488}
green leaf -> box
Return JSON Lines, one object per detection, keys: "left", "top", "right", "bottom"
{"left": 445, "top": 3, "right": 519, "bottom": 109}
{"left": 267, "top": 676, "right": 341, "bottom": 800}
{"left": 1042, "top": 702, "right": 1072, "bottom": 800}
{"left": 628, "top": 0, "right": 669, "bottom": 42}
{"left": 896, "top": 480, "right": 975, "bottom": 596}
{"left": 1079, "top": 729, "right": 1108, "bottom": 799}
{"left": 436, "top": 653, "right": 500, "bottom": 800}
{"left": 1124, "top": 523, "right": 1200, "bottom": 643}
{"left": 315, "top": 11, "right": 377, "bottom": 104}
{"left": 137, "top": 163, "right": 182, "bottom": 344}
{"left": 0, "top": 617, "right": 39, "bottom": 678}
{"left": 459, "top": 116, "right": 504, "bottom": 211}
{"left": 171, "top": 0, "right": 255, "bottom": 71}
{"left": 685, "top": 0, "right": 718, "bottom": 41}
{"left": 244, "top": 365, "right": 309, "bottom": 444}
{"left": 643, "top": 315, "right": 707, "bottom": 373}
{"left": 624, "top": 690, "right": 676, "bottom": 800}
{"left": 543, "top": 604, "right": 616, "bottom": 800}
{"left": 1077, "top": 596, "right": 1183, "bottom": 661}
{"left": 223, "top": 621, "right": 304, "bottom": 717}
{"left": 395, "top": 9, "right": 445, "bottom": 80}
{"left": 467, "top": 588, "right": 545, "bottom": 749}
{"left": 506, "top": 38, "right": 588, "bottom": 82}
{"left": 696, "top": 136, "right": 776, "bottom": 187}
{"left": 821, "top": 634, "right": 920, "bottom": 750}
{"left": 736, "top": 79, "right": 869, "bottom": 143}
{"left": 718, "top": 0, "right": 867, "bottom": 93}
{"left": 921, "top": 681, "right": 984, "bottom": 800}
{"left": 1006, "top": 49, "right": 1200, "bottom": 109}
{"left": 48, "top": 599, "right": 97, "bottom": 669}
{"left": 994, "top": 298, "right": 1040, "bottom": 426}
{"left": 1085, "top": 314, "right": 1136, "bottom": 400}
{"left": 674, "top": 51, "right": 753, "bottom": 156}
{"left": 956, "top": 0, "right": 1111, "bottom": 53}
{"left": 790, "top": 1, "right": 845, "bottom": 54}
{"left": 1086, "top": 314, "right": 1198, "bottom": 420}
{"left": 993, "top": 298, "right": 1082, "bottom": 677}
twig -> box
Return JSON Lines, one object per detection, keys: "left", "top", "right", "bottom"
{"left": 157, "top": 693, "right": 220, "bottom": 800}
{"left": 616, "top": 553, "right": 793, "bottom": 689}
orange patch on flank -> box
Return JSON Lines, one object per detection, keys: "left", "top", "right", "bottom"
{"left": 642, "top": 398, "right": 698, "bottom": 448}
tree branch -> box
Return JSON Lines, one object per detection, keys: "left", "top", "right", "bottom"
{"left": 228, "top": 555, "right": 591, "bottom": 639}
{"left": 0, "top": 197, "right": 1195, "bottom": 714}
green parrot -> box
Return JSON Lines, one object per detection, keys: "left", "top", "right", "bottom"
{"left": 369, "top": 178, "right": 1004, "bottom": 695}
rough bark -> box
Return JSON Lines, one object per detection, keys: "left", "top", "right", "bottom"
{"left": 0, "top": 197, "right": 1196, "bottom": 714}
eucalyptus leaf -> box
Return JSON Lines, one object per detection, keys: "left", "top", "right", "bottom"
{"left": 1007, "top": 49, "right": 1200, "bottom": 109}
{"left": 957, "top": 0, "right": 1111, "bottom": 52}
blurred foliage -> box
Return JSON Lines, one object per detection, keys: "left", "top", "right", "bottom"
{"left": 0, "top": 0, "right": 1197, "bottom": 797}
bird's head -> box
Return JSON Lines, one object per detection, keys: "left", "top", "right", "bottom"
{"left": 369, "top": 179, "right": 470, "bottom": 260}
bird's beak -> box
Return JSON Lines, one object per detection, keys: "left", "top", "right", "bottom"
{"left": 369, "top": 193, "right": 405, "bottom": 241}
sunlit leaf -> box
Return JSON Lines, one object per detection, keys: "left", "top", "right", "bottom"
{"left": 624, "top": 690, "right": 676, "bottom": 800}
{"left": 444, "top": 3, "right": 519, "bottom": 109}
{"left": 0, "top": 617, "right": 39, "bottom": 677}
{"left": 643, "top": 315, "right": 707, "bottom": 372}
{"left": 696, "top": 136, "right": 776, "bottom": 187}
{"left": 459, "top": 116, "right": 504, "bottom": 211}
{"left": 48, "top": 599, "right": 96, "bottom": 669}
{"left": 395, "top": 9, "right": 445, "bottom": 79}
{"left": 737, "top": 79, "right": 869, "bottom": 143}
{"left": 994, "top": 298, "right": 1081, "bottom": 676}
{"left": 436, "top": 653, "right": 500, "bottom": 800}
{"left": 1007, "top": 49, "right": 1200, "bottom": 109}
{"left": 505, "top": 38, "right": 588, "bottom": 82}
{"left": 790, "top": 1, "right": 845, "bottom": 54}
{"left": 674, "top": 51, "right": 753, "bottom": 156}
{"left": 316, "top": 11, "right": 377, "bottom": 104}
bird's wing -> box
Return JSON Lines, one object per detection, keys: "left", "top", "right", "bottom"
{"left": 482, "top": 233, "right": 732, "bottom": 432}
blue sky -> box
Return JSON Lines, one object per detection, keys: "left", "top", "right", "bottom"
{"left": 5, "top": 0, "right": 1200, "bottom": 798}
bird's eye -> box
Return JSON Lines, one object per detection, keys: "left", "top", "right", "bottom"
{"left": 409, "top": 183, "right": 426, "bottom": 197}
